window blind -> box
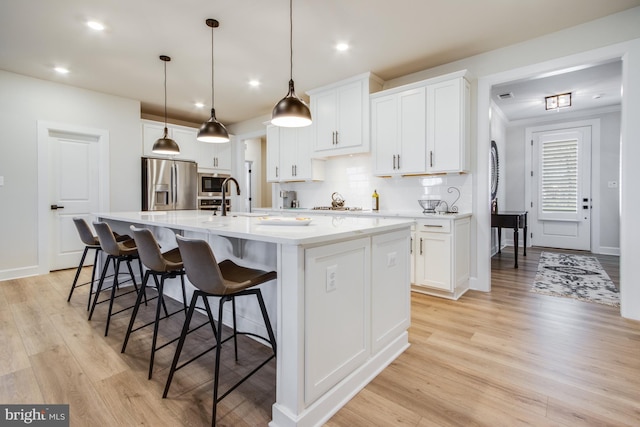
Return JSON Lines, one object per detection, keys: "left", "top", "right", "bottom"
{"left": 541, "top": 138, "right": 578, "bottom": 214}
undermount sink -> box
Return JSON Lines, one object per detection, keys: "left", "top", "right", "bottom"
{"left": 228, "top": 212, "right": 266, "bottom": 217}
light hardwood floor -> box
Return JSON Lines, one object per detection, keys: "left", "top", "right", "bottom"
{"left": 1, "top": 247, "right": 638, "bottom": 426}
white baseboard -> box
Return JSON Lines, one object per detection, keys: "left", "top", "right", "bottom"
{"left": 595, "top": 246, "right": 620, "bottom": 256}
{"left": 0, "top": 265, "right": 42, "bottom": 282}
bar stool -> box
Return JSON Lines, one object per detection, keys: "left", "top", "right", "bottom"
{"left": 68, "top": 217, "right": 131, "bottom": 310}
{"left": 163, "top": 235, "right": 277, "bottom": 426}
{"left": 89, "top": 221, "right": 143, "bottom": 337}
{"left": 121, "top": 225, "right": 188, "bottom": 379}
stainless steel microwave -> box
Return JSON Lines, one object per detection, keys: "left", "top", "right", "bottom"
{"left": 198, "top": 173, "right": 230, "bottom": 197}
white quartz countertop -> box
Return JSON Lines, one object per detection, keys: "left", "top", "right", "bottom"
{"left": 253, "top": 208, "right": 472, "bottom": 220}
{"left": 94, "top": 210, "right": 414, "bottom": 246}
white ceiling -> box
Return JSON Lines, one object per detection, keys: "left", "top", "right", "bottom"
{"left": 491, "top": 60, "right": 623, "bottom": 122}
{"left": 1, "top": 0, "right": 638, "bottom": 126}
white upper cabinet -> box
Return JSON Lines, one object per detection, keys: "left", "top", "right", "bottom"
{"left": 307, "top": 72, "right": 383, "bottom": 157}
{"left": 197, "top": 138, "right": 232, "bottom": 172}
{"left": 266, "top": 125, "right": 324, "bottom": 182}
{"left": 372, "top": 86, "right": 427, "bottom": 176}
{"left": 142, "top": 120, "right": 231, "bottom": 172}
{"left": 426, "top": 76, "right": 470, "bottom": 173}
{"left": 370, "top": 71, "right": 470, "bottom": 176}
{"left": 266, "top": 125, "right": 281, "bottom": 182}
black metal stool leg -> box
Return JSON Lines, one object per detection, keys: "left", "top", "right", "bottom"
{"left": 256, "top": 290, "right": 277, "bottom": 356}
{"left": 121, "top": 270, "right": 151, "bottom": 353}
{"left": 232, "top": 296, "right": 239, "bottom": 361}
{"left": 89, "top": 255, "right": 112, "bottom": 321}
{"left": 149, "top": 273, "right": 166, "bottom": 379}
{"left": 68, "top": 246, "right": 89, "bottom": 302}
{"left": 211, "top": 295, "right": 229, "bottom": 427}
{"left": 163, "top": 292, "right": 200, "bottom": 398}
{"left": 104, "top": 258, "right": 122, "bottom": 336}
{"left": 87, "top": 248, "right": 100, "bottom": 311}
{"left": 180, "top": 272, "right": 188, "bottom": 314}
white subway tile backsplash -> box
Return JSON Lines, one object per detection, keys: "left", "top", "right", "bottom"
{"left": 279, "top": 153, "right": 472, "bottom": 213}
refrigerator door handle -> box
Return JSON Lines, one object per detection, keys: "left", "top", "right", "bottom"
{"left": 171, "top": 163, "right": 176, "bottom": 206}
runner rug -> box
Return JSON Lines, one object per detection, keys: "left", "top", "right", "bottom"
{"left": 530, "top": 251, "right": 619, "bottom": 307}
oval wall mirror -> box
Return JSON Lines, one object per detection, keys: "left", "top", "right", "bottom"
{"left": 490, "top": 140, "right": 499, "bottom": 201}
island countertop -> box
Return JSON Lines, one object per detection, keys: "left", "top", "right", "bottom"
{"left": 94, "top": 210, "right": 414, "bottom": 246}
{"left": 94, "top": 210, "right": 412, "bottom": 427}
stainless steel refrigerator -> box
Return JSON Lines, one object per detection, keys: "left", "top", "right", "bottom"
{"left": 141, "top": 157, "right": 197, "bottom": 211}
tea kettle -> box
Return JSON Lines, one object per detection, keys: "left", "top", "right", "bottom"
{"left": 331, "top": 192, "right": 345, "bottom": 208}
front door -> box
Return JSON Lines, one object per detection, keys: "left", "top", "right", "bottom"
{"left": 530, "top": 126, "right": 591, "bottom": 250}
{"left": 46, "top": 128, "right": 103, "bottom": 271}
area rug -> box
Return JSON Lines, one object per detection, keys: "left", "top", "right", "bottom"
{"left": 530, "top": 252, "right": 619, "bottom": 307}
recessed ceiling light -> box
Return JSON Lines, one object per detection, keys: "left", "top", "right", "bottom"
{"left": 86, "top": 20, "right": 105, "bottom": 31}
{"left": 54, "top": 67, "right": 70, "bottom": 74}
{"left": 195, "top": 102, "right": 205, "bottom": 108}
{"left": 336, "top": 43, "right": 349, "bottom": 52}
{"left": 248, "top": 79, "right": 260, "bottom": 87}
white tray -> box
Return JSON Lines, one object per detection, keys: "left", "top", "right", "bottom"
{"left": 258, "top": 216, "right": 312, "bottom": 226}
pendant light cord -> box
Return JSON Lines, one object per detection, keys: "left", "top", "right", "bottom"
{"left": 211, "top": 24, "right": 215, "bottom": 110}
{"left": 289, "top": 0, "right": 293, "bottom": 81}
{"left": 163, "top": 59, "right": 168, "bottom": 130}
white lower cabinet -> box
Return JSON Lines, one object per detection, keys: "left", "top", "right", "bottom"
{"left": 303, "top": 228, "right": 410, "bottom": 404}
{"left": 413, "top": 216, "right": 470, "bottom": 300}
{"left": 304, "top": 238, "right": 370, "bottom": 404}
{"left": 371, "top": 230, "right": 411, "bottom": 354}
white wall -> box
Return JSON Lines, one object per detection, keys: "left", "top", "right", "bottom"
{"left": 490, "top": 101, "right": 508, "bottom": 254}
{"left": 0, "top": 70, "right": 141, "bottom": 279}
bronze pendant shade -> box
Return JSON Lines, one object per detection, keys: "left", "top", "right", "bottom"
{"left": 152, "top": 55, "right": 180, "bottom": 155}
{"left": 197, "top": 19, "right": 230, "bottom": 143}
{"left": 271, "top": 0, "right": 312, "bottom": 127}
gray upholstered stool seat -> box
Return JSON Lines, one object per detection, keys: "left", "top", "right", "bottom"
{"left": 88, "top": 221, "right": 143, "bottom": 336}
{"left": 162, "top": 235, "right": 277, "bottom": 426}
{"left": 121, "top": 225, "right": 188, "bottom": 379}
{"left": 69, "top": 217, "right": 131, "bottom": 310}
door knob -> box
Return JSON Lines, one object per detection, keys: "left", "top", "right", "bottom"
{"left": 50, "top": 204, "right": 65, "bottom": 210}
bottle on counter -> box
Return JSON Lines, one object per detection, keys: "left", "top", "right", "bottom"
{"left": 372, "top": 189, "right": 379, "bottom": 211}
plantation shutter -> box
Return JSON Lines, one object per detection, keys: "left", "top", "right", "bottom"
{"left": 538, "top": 137, "right": 579, "bottom": 221}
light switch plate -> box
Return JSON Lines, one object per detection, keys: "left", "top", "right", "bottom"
{"left": 326, "top": 265, "right": 337, "bottom": 293}
{"left": 608, "top": 181, "right": 618, "bottom": 188}
{"left": 387, "top": 252, "right": 397, "bottom": 267}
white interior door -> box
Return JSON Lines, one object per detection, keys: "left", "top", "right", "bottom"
{"left": 48, "top": 130, "right": 101, "bottom": 271}
{"left": 531, "top": 126, "right": 591, "bottom": 250}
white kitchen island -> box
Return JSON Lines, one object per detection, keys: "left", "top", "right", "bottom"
{"left": 94, "top": 210, "right": 413, "bottom": 427}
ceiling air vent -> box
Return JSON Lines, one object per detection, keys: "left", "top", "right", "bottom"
{"left": 498, "top": 92, "right": 514, "bottom": 100}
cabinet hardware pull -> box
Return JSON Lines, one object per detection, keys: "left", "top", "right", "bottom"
{"left": 335, "top": 131, "right": 339, "bottom": 144}
{"left": 397, "top": 154, "right": 400, "bottom": 169}
{"left": 420, "top": 238, "right": 423, "bottom": 255}
{"left": 332, "top": 131, "right": 336, "bottom": 145}
{"left": 393, "top": 154, "right": 396, "bottom": 169}
{"left": 424, "top": 224, "right": 443, "bottom": 228}
{"left": 276, "top": 166, "right": 278, "bottom": 177}
{"left": 410, "top": 237, "right": 413, "bottom": 254}
{"left": 430, "top": 151, "right": 433, "bottom": 167}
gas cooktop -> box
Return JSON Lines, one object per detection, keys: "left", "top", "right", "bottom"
{"left": 312, "top": 206, "right": 363, "bottom": 211}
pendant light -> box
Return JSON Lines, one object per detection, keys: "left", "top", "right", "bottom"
{"left": 271, "top": 0, "right": 312, "bottom": 127}
{"left": 197, "top": 19, "right": 230, "bottom": 143}
{"left": 152, "top": 55, "right": 180, "bottom": 155}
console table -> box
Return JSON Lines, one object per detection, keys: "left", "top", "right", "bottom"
{"left": 491, "top": 211, "right": 527, "bottom": 268}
